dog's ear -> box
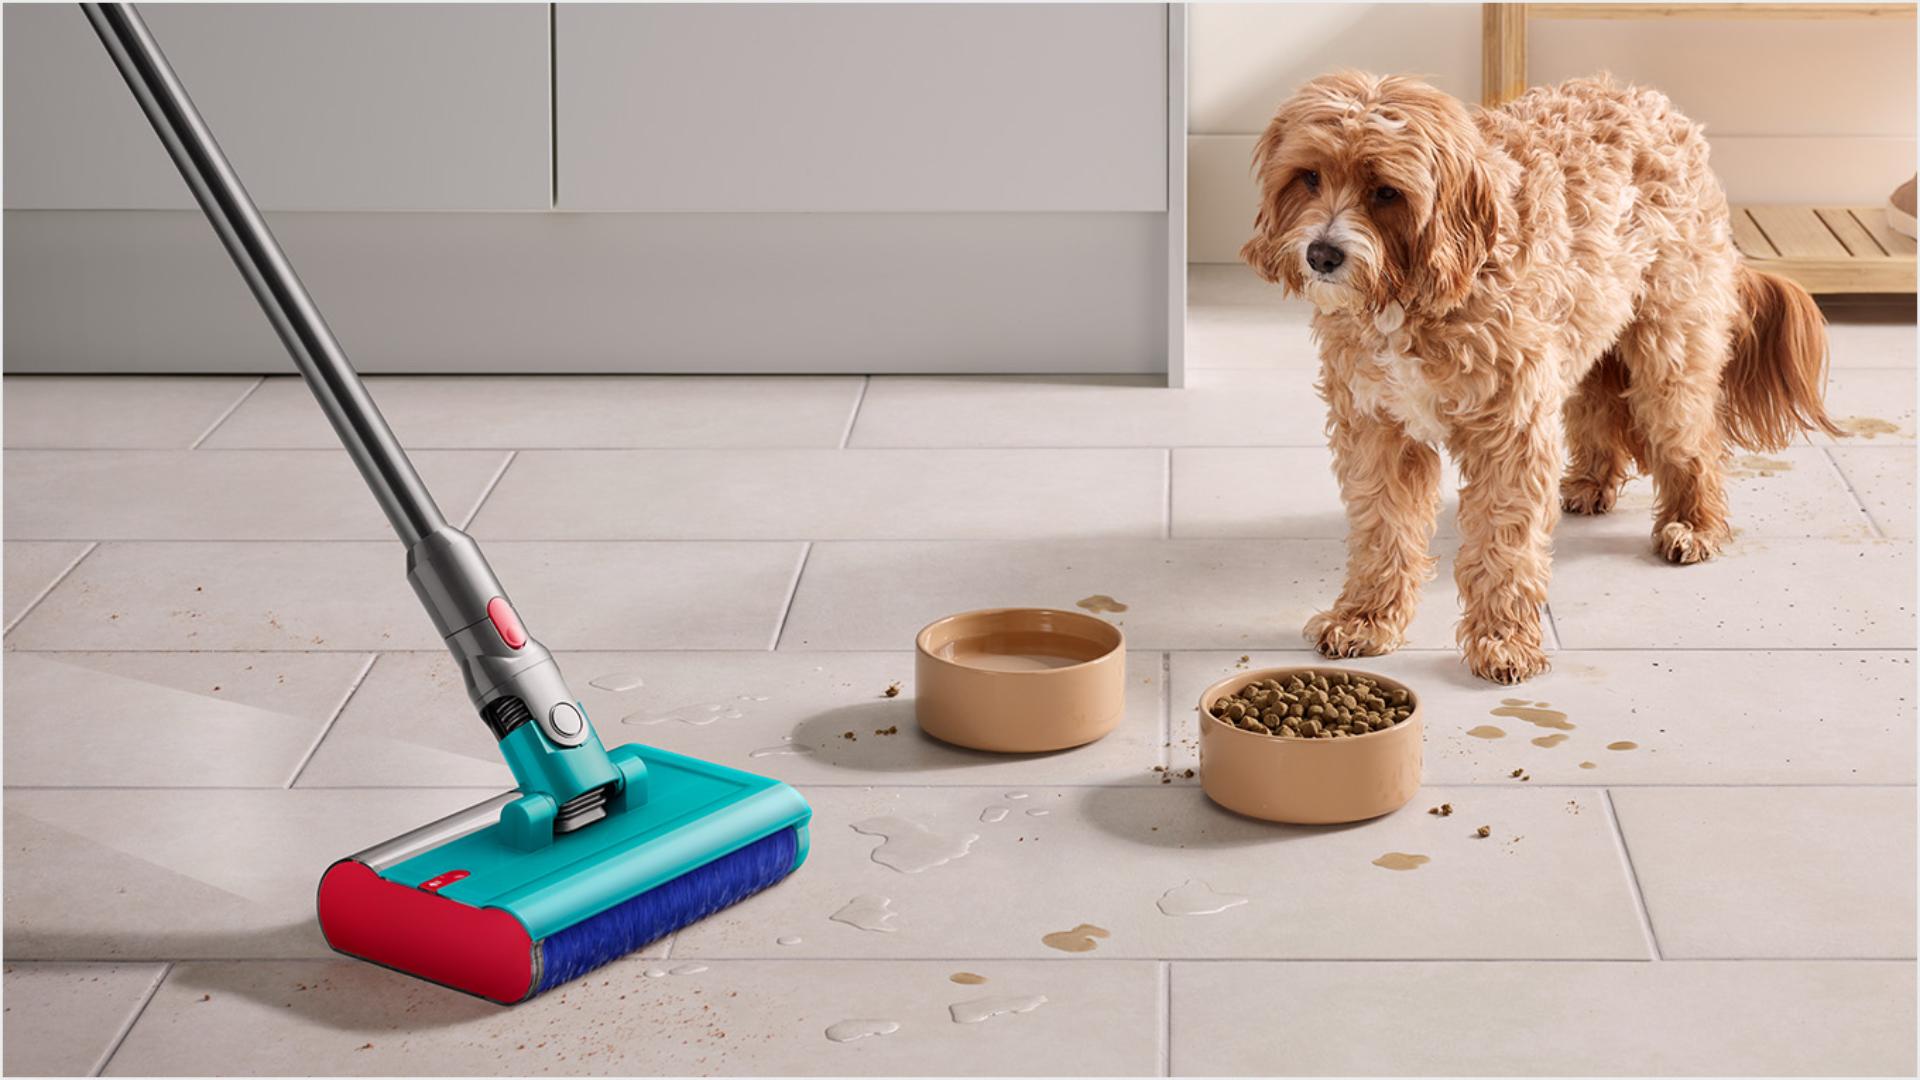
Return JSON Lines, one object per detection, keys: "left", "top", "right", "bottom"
{"left": 1411, "top": 144, "right": 1503, "bottom": 314}
{"left": 1240, "top": 113, "right": 1291, "bottom": 284}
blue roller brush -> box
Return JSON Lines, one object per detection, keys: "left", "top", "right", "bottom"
{"left": 85, "top": 2, "right": 809, "bottom": 1003}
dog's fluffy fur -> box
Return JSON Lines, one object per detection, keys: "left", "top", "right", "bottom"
{"left": 1241, "top": 73, "right": 1838, "bottom": 684}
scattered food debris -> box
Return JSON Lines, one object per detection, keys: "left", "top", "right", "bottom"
{"left": 198, "top": 994, "right": 211, "bottom": 1003}
{"left": 355, "top": 1043, "right": 373, "bottom": 1052}
{"left": 1475, "top": 826, "right": 1491, "bottom": 838}
{"left": 1428, "top": 802, "right": 1454, "bottom": 817}
{"left": 873, "top": 725, "right": 899, "bottom": 736}
{"left": 882, "top": 682, "right": 901, "bottom": 699}
{"left": 841, "top": 731, "right": 857, "bottom": 742}
{"left": 1207, "top": 670, "right": 1411, "bottom": 738}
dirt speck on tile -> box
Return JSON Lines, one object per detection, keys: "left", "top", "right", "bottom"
{"left": 1041, "top": 923, "right": 1110, "bottom": 952}
{"left": 1427, "top": 803, "right": 1454, "bottom": 817}
{"left": 1372, "top": 852, "right": 1430, "bottom": 871}
{"left": 1475, "top": 825, "right": 1491, "bottom": 838}
{"left": 1607, "top": 740, "right": 1639, "bottom": 751}
{"left": 949, "top": 972, "right": 987, "bottom": 985}
{"left": 874, "top": 725, "right": 899, "bottom": 736}
{"left": 1075, "top": 594, "right": 1129, "bottom": 614}
{"left": 882, "top": 681, "right": 901, "bottom": 698}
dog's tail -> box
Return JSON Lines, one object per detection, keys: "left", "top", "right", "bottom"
{"left": 1719, "top": 263, "right": 1841, "bottom": 451}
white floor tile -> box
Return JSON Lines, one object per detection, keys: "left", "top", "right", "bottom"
{"left": 1815, "top": 369, "right": 1916, "bottom": 446}
{"left": 7, "top": 541, "right": 806, "bottom": 652}
{"left": 3, "top": 540, "right": 91, "bottom": 631}
{"left": 671, "top": 784, "right": 1648, "bottom": 961}
{"left": 1550, "top": 536, "right": 1914, "bottom": 649}
{"left": 1829, "top": 445, "right": 1916, "bottom": 538}
{"left": 106, "top": 958, "right": 1161, "bottom": 1076}
{"left": 297, "top": 650, "right": 1167, "bottom": 790}
{"left": 3, "top": 788, "right": 520, "bottom": 960}
{"left": 1170, "top": 959, "right": 1916, "bottom": 1076}
{"left": 469, "top": 449, "right": 1166, "bottom": 541}
{"left": 200, "top": 375, "right": 865, "bottom": 449}
{"left": 780, "top": 539, "right": 1547, "bottom": 653}
{"left": 3, "top": 962, "right": 167, "bottom": 1077}
{"left": 3, "top": 376, "right": 257, "bottom": 449}
{"left": 849, "top": 373, "right": 1328, "bottom": 448}
{"left": 3, "top": 451, "right": 509, "bottom": 540}
{"left": 3, "top": 652, "right": 371, "bottom": 788}
{"left": 1168, "top": 650, "right": 1916, "bottom": 785}
{"left": 1185, "top": 307, "right": 1320, "bottom": 370}
{"left": 1612, "top": 786, "right": 1917, "bottom": 959}
{"left": 1825, "top": 317, "right": 1918, "bottom": 369}
{"left": 1556, "top": 446, "right": 1876, "bottom": 542}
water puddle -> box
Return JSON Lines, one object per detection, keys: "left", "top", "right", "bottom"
{"left": 622, "top": 700, "right": 744, "bottom": 727}
{"left": 850, "top": 816, "right": 979, "bottom": 873}
{"left": 1041, "top": 923, "right": 1110, "bottom": 953}
{"left": 1467, "top": 725, "right": 1506, "bottom": 740}
{"left": 1607, "top": 741, "right": 1639, "bottom": 751}
{"left": 1730, "top": 455, "right": 1793, "bottom": 478}
{"left": 1491, "top": 700, "right": 1573, "bottom": 731}
{"left": 950, "top": 994, "right": 1048, "bottom": 1024}
{"left": 1579, "top": 760, "right": 1598, "bottom": 769}
{"left": 1839, "top": 417, "right": 1902, "bottom": 439}
{"left": 950, "top": 972, "right": 987, "bottom": 985}
{"left": 1157, "top": 880, "right": 1248, "bottom": 916}
{"left": 1075, "top": 594, "right": 1128, "bottom": 614}
{"left": 1005, "top": 792, "right": 1030, "bottom": 800}
{"left": 669, "top": 963, "right": 708, "bottom": 975}
{"left": 750, "top": 738, "right": 815, "bottom": 758}
{"left": 643, "top": 966, "right": 668, "bottom": 978}
{"left": 589, "top": 672, "right": 646, "bottom": 692}
{"left": 1025, "top": 809, "right": 1051, "bottom": 818}
{"left": 980, "top": 806, "right": 1010, "bottom": 823}
{"left": 1531, "top": 733, "right": 1570, "bottom": 748}
{"left": 826, "top": 1019, "right": 900, "bottom": 1043}
{"left": 777, "top": 935, "right": 803, "bottom": 946}
{"left": 1372, "top": 852, "right": 1430, "bottom": 871}
{"left": 830, "top": 895, "right": 900, "bottom": 933}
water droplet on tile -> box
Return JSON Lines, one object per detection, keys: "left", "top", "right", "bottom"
{"left": 1025, "top": 809, "right": 1050, "bottom": 817}
{"left": 1040, "top": 923, "right": 1109, "bottom": 952}
{"left": 776, "top": 935, "right": 803, "bottom": 946}
{"left": 1489, "top": 702, "right": 1573, "bottom": 731}
{"left": 1005, "top": 792, "right": 1030, "bottom": 800}
{"left": 980, "top": 806, "right": 1010, "bottom": 823}
{"left": 850, "top": 816, "right": 978, "bottom": 873}
{"left": 826, "top": 1019, "right": 900, "bottom": 1043}
{"left": 830, "top": 895, "right": 899, "bottom": 933}
{"left": 750, "top": 737, "right": 814, "bottom": 758}
{"left": 950, "top": 994, "right": 1048, "bottom": 1024}
{"left": 1157, "top": 880, "right": 1249, "bottom": 916}
{"left": 1467, "top": 725, "right": 1506, "bottom": 739}
{"left": 589, "top": 672, "right": 646, "bottom": 692}
{"left": 669, "top": 963, "right": 708, "bottom": 975}
{"left": 1372, "top": 852, "right": 1429, "bottom": 871}
{"left": 643, "top": 966, "right": 668, "bottom": 978}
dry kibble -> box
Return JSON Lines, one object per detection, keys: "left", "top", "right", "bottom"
{"left": 1208, "top": 671, "right": 1413, "bottom": 739}
{"left": 1476, "top": 825, "right": 1491, "bottom": 838}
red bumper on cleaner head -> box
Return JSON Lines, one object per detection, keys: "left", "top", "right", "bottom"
{"left": 317, "top": 859, "right": 536, "bottom": 1004}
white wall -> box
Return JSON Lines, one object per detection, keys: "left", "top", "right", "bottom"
{"left": 1189, "top": 2, "right": 1918, "bottom": 263}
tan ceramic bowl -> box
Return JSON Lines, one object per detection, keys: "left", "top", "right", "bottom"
{"left": 914, "top": 608, "right": 1125, "bottom": 753}
{"left": 1198, "top": 666, "right": 1422, "bottom": 824}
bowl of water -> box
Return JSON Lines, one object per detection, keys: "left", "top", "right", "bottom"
{"left": 913, "top": 607, "right": 1125, "bottom": 752}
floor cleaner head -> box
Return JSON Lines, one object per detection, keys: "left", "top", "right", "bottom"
{"left": 84, "top": 1, "right": 811, "bottom": 1004}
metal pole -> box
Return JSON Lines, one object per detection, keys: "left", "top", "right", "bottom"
{"left": 81, "top": 2, "right": 447, "bottom": 546}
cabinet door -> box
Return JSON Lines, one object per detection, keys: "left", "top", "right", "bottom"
{"left": 3, "top": 3, "right": 550, "bottom": 210}
{"left": 557, "top": 3, "right": 1168, "bottom": 212}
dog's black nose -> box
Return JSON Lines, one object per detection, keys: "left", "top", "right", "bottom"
{"left": 1306, "top": 240, "right": 1345, "bottom": 274}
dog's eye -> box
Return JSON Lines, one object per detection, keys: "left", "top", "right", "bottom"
{"left": 1302, "top": 170, "right": 1320, "bottom": 191}
{"left": 1374, "top": 185, "right": 1400, "bottom": 203}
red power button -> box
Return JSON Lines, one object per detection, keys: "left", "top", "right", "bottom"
{"left": 486, "top": 597, "right": 527, "bottom": 649}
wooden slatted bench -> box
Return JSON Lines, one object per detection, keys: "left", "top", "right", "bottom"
{"left": 1731, "top": 206, "right": 1916, "bottom": 294}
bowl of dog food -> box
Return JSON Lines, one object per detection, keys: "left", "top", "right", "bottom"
{"left": 915, "top": 607, "right": 1125, "bottom": 753}
{"left": 1198, "top": 666, "right": 1422, "bottom": 824}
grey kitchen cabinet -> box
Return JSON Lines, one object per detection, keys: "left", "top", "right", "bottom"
{"left": 3, "top": 3, "right": 550, "bottom": 211}
{"left": 556, "top": 3, "right": 1169, "bottom": 212}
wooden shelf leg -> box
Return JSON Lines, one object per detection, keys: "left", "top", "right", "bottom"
{"left": 1482, "top": 3, "right": 1529, "bottom": 107}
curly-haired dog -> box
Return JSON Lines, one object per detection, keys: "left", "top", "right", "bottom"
{"left": 1241, "top": 73, "right": 1837, "bottom": 684}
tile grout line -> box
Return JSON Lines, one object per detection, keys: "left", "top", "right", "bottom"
{"left": 1162, "top": 447, "right": 1174, "bottom": 539}
{"left": 769, "top": 542, "right": 813, "bottom": 650}
{"left": 548, "top": 2, "right": 558, "bottom": 210}
{"left": 1160, "top": 959, "right": 1173, "bottom": 1077}
{"left": 1818, "top": 444, "right": 1886, "bottom": 539}
{"left": 4, "top": 540, "right": 98, "bottom": 636}
{"left": 838, "top": 377, "right": 871, "bottom": 449}
{"left": 459, "top": 450, "right": 520, "bottom": 530}
{"left": 1159, "top": 652, "right": 1173, "bottom": 770}
{"left": 1602, "top": 788, "right": 1664, "bottom": 961}
{"left": 284, "top": 654, "right": 380, "bottom": 789}
{"left": 14, "top": 781, "right": 1915, "bottom": 792}
{"left": 92, "top": 960, "right": 172, "bottom": 1077}
{"left": 1542, "top": 601, "right": 1565, "bottom": 652}
{"left": 187, "top": 377, "right": 266, "bottom": 450}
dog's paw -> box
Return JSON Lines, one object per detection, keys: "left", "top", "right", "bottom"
{"left": 1461, "top": 633, "right": 1550, "bottom": 685}
{"left": 1561, "top": 475, "right": 1621, "bottom": 516}
{"left": 1655, "top": 520, "right": 1723, "bottom": 565}
{"left": 1305, "top": 609, "right": 1405, "bottom": 659}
